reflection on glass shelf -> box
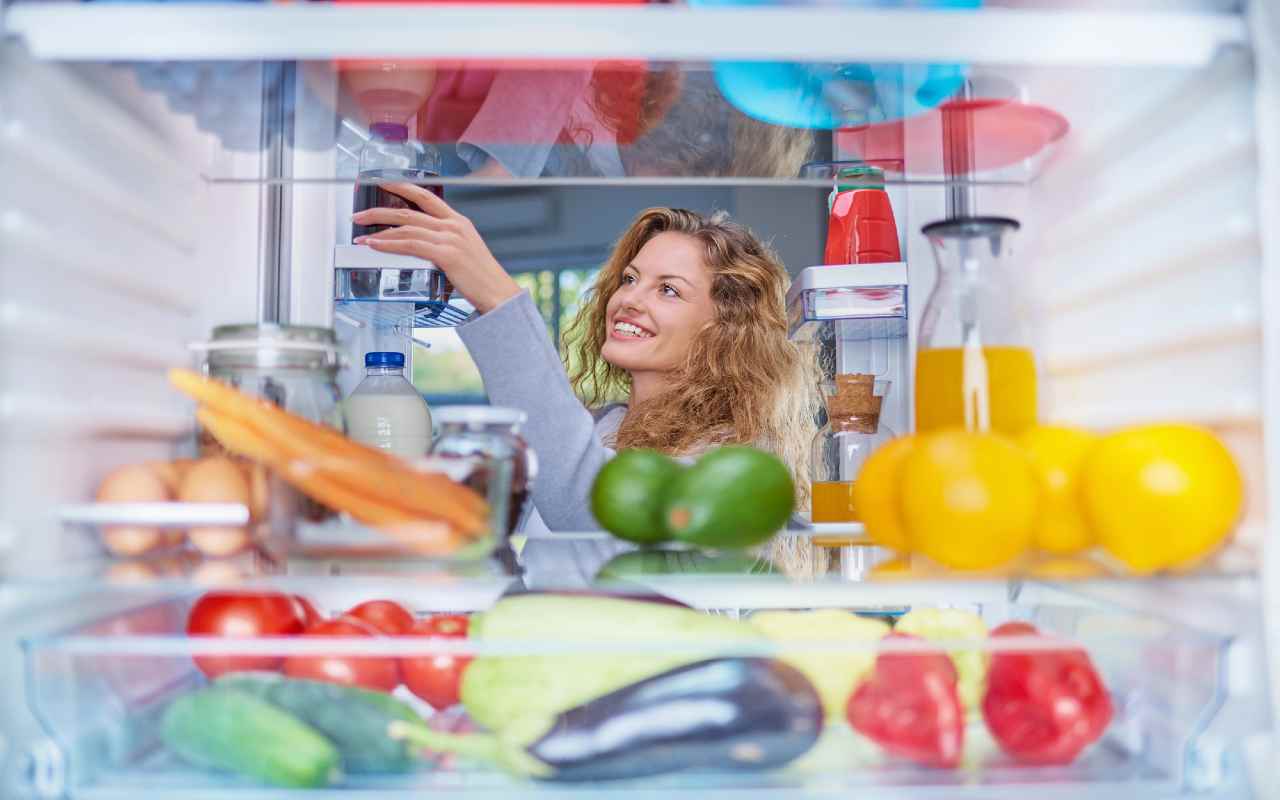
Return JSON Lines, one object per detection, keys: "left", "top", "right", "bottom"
{"left": 96, "top": 57, "right": 1089, "bottom": 184}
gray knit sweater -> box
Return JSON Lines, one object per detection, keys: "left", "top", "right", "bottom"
{"left": 456, "top": 290, "right": 633, "bottom": 583}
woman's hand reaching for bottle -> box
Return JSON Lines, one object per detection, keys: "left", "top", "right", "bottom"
{"left": 352, "top": 184, "right": 522, "bottom": 314}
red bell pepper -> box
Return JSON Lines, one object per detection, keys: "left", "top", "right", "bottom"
{"left": 982, "top": 621, "right": 1114, "bottom": 765}
{"left": 846, "top": 633, "right": 964, "bottom": 769}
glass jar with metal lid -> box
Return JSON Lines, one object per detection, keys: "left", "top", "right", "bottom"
{"left": 192, "top": 324, "right": 346, "bottom": 538}
{"left": 430, "top": 406, "right": 536, "bottom": 570}
{"left": 197, "top": 323, "right": 345, "bottom": 437}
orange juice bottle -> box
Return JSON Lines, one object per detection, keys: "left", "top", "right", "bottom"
{"left": 916, "top": 217, "right": 1037, "bottom": 435}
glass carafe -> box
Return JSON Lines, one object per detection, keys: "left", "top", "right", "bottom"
{"left": 915, "top": 217, "right": 1037, "bottom": 435}
{"left": 810, "top": 374, "right": 896, "bottom": 523}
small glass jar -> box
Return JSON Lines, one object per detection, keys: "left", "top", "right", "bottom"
{"left": 195, "top": 324, "right": 345, "bottom": 546}
{"left": 430, "top": 406, "right": 536, "bottom": 570}
{"left": 810, "top": 374, "right": 896, "bottom": 523}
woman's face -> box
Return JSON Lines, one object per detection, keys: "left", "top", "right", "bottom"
{"left": 601, "top": 232, "right": 716, "bottom": 378}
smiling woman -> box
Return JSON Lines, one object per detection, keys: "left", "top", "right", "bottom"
{"left": 355, "top": 187, "right": 818, "bottom": 580}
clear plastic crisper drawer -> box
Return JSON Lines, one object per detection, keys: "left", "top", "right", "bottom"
{"left": 21, "top": 586, "right": 1232, "bottom": 798}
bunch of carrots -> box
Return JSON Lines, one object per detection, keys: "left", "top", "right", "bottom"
{"left": 168, "top": 369, "right": 488, "bottom": 555}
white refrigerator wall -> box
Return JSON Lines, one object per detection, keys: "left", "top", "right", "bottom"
{"left": 0, "top": 49, "right": 263, "bottom": 565}
{"left": 1024, "top": 51, "right": 1266, "bottom": 563}
{"left": 0, "top": 47, "right": 263, "bottom": 789}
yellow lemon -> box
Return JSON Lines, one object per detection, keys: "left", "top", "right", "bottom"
{"left": 1081, "top": 424, "right": 1243, "bottom": 574}
{"left": 900, "top": 429, "right": 1039, "bottom": 570}
{"left": 851, "top": 435, "right": 916, "bottom": 553}
{"left": 1018, "top": 425, "right": 1099, "bottom": 555}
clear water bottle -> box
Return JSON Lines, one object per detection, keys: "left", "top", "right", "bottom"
{"left": 344, "top": 351, "right": 433, "bottom": 460}
{"left": 352, "top": 122, "right": 443, "bottom": 240}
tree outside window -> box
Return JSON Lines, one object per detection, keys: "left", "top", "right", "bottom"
{"left": 411, "top": 265, "right": 601, "bottom": 405}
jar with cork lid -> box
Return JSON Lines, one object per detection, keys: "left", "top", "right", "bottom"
{"left": 810, "top": 373, "right": 896, "bottom": 523}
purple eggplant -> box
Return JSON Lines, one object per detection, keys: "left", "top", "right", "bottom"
{"left": 527, "top": 657, "right": 823, "bottom": 780}
{"left": 390, "top": 657, "right": 822, "bottom": 782}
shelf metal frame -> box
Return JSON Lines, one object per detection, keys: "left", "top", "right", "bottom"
{"left": 6, "top": 3, "right": 1248, "bottom": 66}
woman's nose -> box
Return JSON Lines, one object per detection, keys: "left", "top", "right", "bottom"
{"left": 616, "top": 286, "right": 645, "bottom": 313}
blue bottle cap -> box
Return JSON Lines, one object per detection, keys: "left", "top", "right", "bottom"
{"left": 365, "top": 351, "right": 405, "bottom": 368}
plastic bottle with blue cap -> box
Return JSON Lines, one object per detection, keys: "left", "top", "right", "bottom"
{"left": 344, "top": 351, "right": 434, "bottom": 460}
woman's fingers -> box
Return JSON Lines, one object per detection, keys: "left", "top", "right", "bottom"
{"left": 352, "top": 206, "right": 443, "bottom": 230}
{"left": 357, "top": 226, "right": 446, "bottom": 244}
{"left": 381, "top": 182, "right": 455, "bottom": 219}
{"left": 362, "top": 236, "right": 441, "bottom": 262}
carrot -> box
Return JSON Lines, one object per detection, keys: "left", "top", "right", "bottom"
{"left": 195, "top": 405, "right": 487, "bottom": 537}
{"left": 173, "top": 368, "right": 399, "bottom": 469}
{"left": 172, "top": 369, "right": 487, "bottom": 520}
{"left": 197, "top": 409, "right": 471, "bottom": 555}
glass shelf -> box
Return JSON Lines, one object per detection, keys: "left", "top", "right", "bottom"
{"left": 11, "top": 52, "right": 1217, "bottom": 185}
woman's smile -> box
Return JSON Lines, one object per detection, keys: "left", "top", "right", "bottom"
{"left": 609, "top": 316, "right": 656, "bottom": 341}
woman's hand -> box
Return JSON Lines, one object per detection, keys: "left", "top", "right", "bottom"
{"left": 352, "top": 183, "right": 522, "bottom": 314}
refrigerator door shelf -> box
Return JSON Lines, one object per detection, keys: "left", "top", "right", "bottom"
{"left": 786, "top": 264, "right": 909, "bottom": 341}
{"left": 334, "top": 247, "right": 475, "bottom": 330}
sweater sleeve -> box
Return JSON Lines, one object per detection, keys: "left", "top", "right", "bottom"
{"left": 455, "top": 290, "right": 612, "bottom": 531}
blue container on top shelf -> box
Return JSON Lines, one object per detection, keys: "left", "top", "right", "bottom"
{"left": 692, "top": 0, "right": 981, "bottom": 130}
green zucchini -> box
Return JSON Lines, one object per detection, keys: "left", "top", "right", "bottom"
{"left": 216, "top": 672, "right": 425, "bottom": 774}
{"left": 161, "top": 687, "right": 341, "bottom": 788}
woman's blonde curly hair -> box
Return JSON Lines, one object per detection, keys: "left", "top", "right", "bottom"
{"left": 563, "top": 207, "right": 822, "bottom": 572}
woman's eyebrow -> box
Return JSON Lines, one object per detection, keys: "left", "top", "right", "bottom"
{"left": 628, "top": 263, "right": 697, "bottom": 289}
{"left": 657, "top": 274, "right": 694, "bottom": 287}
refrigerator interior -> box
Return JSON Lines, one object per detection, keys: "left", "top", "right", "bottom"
{"left": 1, "top": 0, "right": 1279, "bottom": 796}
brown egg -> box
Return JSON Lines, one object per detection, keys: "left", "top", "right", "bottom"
{"left": 104, "top": 560, "right": 159, "bottom": 584}
{"left": 190, "top": 558, "right": 250, "bottom": 586}
{"left": 96, "top": 463, "right": 173, "bottom": 557}
{"left": 146, "top": 459, "right": 200, "bottom": 494}
{"left": 180, "top": 458, "right": 252, "bottom": 557}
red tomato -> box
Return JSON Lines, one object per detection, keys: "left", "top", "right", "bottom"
{"left": 401, "top": 614, "right": 471, "bottom": 710}
{"left": 283, "top": 616, "right": 400, "bottom": 692}
{"left": 186, "top": 591, "right": 308, "bottom": 678}
{"left": 347, "top": 599, "right": 415, "bottom": 635}
{"left": 293, "top": 595, "right": 325, "bottom": 627}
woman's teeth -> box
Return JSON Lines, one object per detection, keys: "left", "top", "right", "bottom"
{"left": 613, "top": 321, "right": 653, "bottom": 339}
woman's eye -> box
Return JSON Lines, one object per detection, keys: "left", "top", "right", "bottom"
{"left": 621, "top": 273, "right": 637, "bottom": 285}
{"left": 661, "top": 283, "right": 680, "bottom": 298}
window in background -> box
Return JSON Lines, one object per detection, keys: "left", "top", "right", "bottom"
{"left": 411, "top": 265, "right": 601, "bottom": 405}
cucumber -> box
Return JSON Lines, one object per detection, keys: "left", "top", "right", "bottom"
{"left": 161, "top": 688, "right": 341, "bottom": 788}
{"left": 216, "top": 672, "right": 425, "bottom": 774}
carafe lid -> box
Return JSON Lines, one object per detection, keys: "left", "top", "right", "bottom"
{"left": 921, "top": 216, "right": 1019, "bottom": 239}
